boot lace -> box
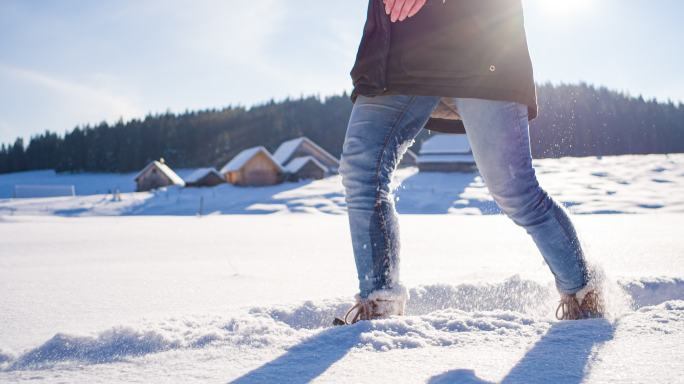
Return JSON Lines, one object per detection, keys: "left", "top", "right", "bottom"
{"left": 343, "top": 300, "right": 372, "bottom": 325}
{"left": 556, "top": 294, "right": 582, "bottom": 320}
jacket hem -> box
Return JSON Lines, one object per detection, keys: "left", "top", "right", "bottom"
{"left": 381, "top": 82, "right": 538, "bottom": 121}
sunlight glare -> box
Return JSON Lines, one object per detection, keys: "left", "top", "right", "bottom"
{"left": 539, "top": 0, "right": 594, "bottom": 16}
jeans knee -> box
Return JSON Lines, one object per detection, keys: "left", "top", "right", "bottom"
{"left": 340, "top": 154, "right": 395, "bottom": 211}
{"left": 495, "top": 185, "right": 554, "bottom": 227}
{"left": 340, "top": 149, "right": 369, "bottom": 188}
{"left": 340, "top": 157, "right": 373, "bottom": 206}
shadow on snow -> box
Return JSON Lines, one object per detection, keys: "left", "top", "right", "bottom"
{"left": 228, "top": 324, "right": 364, "bottom": 384}
{"left": 229, "top": 318, "right": 615, "bottom": 384}
{"left": 428, "top": 319, "right": 616, "bottom": 384}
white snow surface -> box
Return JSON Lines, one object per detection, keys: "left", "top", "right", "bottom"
{"left": 0, "top": 153, "right": 682, "bottom": 216}
{"left": 1, "top": 153, "right": 683, "bottom": 383}
{"left": 0, "top": 214, "right": 683, "bottom": 383}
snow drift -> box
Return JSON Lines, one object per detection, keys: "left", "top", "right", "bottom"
{"left": 2, "top": 277, "right": 680, "bottom": 372}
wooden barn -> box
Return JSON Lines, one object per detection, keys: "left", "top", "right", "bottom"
{"left": 398, "top": 149, "right": 418, "bottom": 168}
{"left": 184, "top": 167, "right": 224, "bottom": 187}
{"left": 219, "top": 146, "right": 285, "bottom": 186}
{"left": 283, "top": 156, "right": 327, "bottom": 181}
{"left": 417, "top": 134, "right": 477, "bottom": 172}
{"left": 273, "top": 136, "right": 340, "bottom": 174}
{"left": 134, "top": 158, "right": 185, "bottom": 191}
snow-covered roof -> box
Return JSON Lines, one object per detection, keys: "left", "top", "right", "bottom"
{"left": 273, "top": 138, "right": 304, "bottom": 164}
{"left": 420, "top": 134, "right": 471, "bottom": 155}
{"left": 134, "top": 160, "right": 185, "bottom": 186}
{"left": 272, "top": 136, "right": 339, "bottom": 166}
{"left": 283, "top": 156, "right": 327, "bottom": 174}
{"left": 416, "top": 154, "right": 476, "bottom": 164}
{"left": 184, "top": 167, "right": 222, "bottom": 183}
{"left": 220, "top": 146, "right": 285, "bottom": 174}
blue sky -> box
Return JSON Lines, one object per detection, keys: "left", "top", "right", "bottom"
{"left": 0, "top": 0, "right": 682, "bottom": 144}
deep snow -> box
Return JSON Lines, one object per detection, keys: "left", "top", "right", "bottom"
{"left": 1, "top": 214, "right": 683, "bottom": 383}
{"left": 1, "top": 153, "right": 683, "bottom": 383}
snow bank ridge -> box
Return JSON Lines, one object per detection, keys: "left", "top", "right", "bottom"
{"left": 250, "top": 276, "right": 555, "bottom": 331}
{"left": 2, "top": 277, "right": 682, "bottom": 371}
{"left": 5, "top": 327, "right": 179, "bottom": 370}
{"left": 620, "top": 277, "right": 684, "bottom": 308}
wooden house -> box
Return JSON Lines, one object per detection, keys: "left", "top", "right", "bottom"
{"left": 219, "top": 146, "right": 285, "bottom": 186}
{"left": 398, "top": 149, "right": 418, "bottom": 168}
{"left": 134, "top": 158, "right": 185, "bottom": 191}
{"left": 184, "top": 167, "right": 224, "bottom": 187}
{"left": 273, "top": 136, "right": 340, "bottom": 174}
{"left": 417, "top": 134, "right": 477, "bottom": 172}
{"left": 283, "top": 156, "right": 327, "bottom": 181}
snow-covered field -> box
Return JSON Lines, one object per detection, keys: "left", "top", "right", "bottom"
{"left": 1, "top": 153, "right": 683, "bottom": 383}
{"left": 1, "top": 154, "right": 683, "bottom": 216}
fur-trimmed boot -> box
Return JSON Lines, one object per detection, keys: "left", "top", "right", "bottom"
{"left": 556, "top": 283, "right": 605, "bottom": 320}
{"left": 333, "top": 286, "right": 408, "bottom": 325}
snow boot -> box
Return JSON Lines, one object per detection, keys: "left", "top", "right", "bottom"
{"left": 555, "top": 284, "right": 605, "bottom": 320}
{"left": 333, "top": 286, "right": 408, "bottom": 325}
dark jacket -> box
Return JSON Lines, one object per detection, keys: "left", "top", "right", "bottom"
{"left": 350, "top": 0, "right": 538, "bottom": 134}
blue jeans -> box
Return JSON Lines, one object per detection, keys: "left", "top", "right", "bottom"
{"left": 339, "top": 94, "right": 589, "bottom": 298}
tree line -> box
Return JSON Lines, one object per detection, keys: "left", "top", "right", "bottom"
{"left": 1, "top": 82, "right": 683, "bottom": 174}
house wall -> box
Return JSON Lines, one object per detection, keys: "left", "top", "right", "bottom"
{"left": 290, "top": 162, "right": 325, "bottom": 181}
{"left": 187, "top": 173, "right": 225, "bottom": 187}
{"left": 238, "top": 153, "right": 282, "bottom": 186}
{"left": 136, "top": 166, "right": 173, "bottom": 191}
{"left": 225, "top": 171, "right": 239, "bottom": 184}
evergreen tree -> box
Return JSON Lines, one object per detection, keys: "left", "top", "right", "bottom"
{"left": 1, "top": 84, "right": 682, "bottom": 174}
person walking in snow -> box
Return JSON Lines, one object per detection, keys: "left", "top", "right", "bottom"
{"left": 335, "top": 0, "right": 604, "bottom": 325}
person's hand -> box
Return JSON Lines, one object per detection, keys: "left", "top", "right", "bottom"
{"left": 384, "top": 0, "right": 427, "bottom": 22}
